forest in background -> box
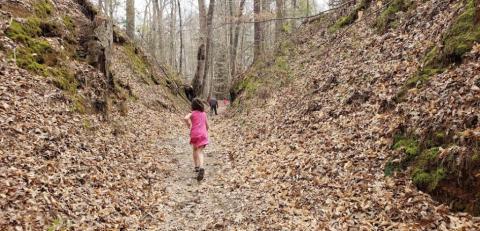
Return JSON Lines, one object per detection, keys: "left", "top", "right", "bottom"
{"left": 94, "top": 0, "right": 334, "bottom": 98}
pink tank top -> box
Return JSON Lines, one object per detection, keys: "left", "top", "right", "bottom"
{"left": 190, "top": 111, "right": 207, "bottom": 137}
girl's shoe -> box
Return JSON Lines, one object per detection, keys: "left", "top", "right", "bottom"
{"left": 194, "top": 167, "right": 200, "bottom": 172}
{"left": 197, "top": 168, "right": 205, "bottom": 181}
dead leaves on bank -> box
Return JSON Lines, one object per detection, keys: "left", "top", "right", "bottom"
{"left": 0, "top": 61, "right": 186, "bottom": 230}
{"left": 211, "top": 0, "right": 480, "bottom": 230}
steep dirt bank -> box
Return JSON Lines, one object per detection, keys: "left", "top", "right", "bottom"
{"left": 217, "top": 0, "right": 480, "bottom": 229}
{"left": 0, "top": 63, "right": 182, "bottom": 229}
{"left": 0, "top": 0, "right": 188, "bottom": 229}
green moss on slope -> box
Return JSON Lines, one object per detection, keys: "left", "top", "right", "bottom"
{"left": 427, "top": 0, "right": 480, "bottom": 67}
{"left": 374, "top": 0, "right": 413, "bottom": 32}
{"left": 390, "top": 135, "right": 445, "bottom": 191}
{"left": 63, "top": 15, "right": 75, "bottom": 32}
{"left": 6, "top": 18, "right": 57, "bottom": 75}
{"left": 123, "top": 44, "right": 149, "bottom": 76}
{"left": 412, "top": 167, "right": 446, "bottom": 192}
{"left": 5, "top": 2, "right": 83, "bottom": 112}
{"left": 393, "top": 136, "right": 420, "bottom": 158}
{"left": 329, "top": 0, "right": 372, "bottom": 32}
{"left": 6, "top": 18, "right": 42, "bottom": 43}
{"left": 34, "top": 0, "right": 54, "bottom": 18}
{"left": 395, "top": 0, "right": 479, "bottom": 102}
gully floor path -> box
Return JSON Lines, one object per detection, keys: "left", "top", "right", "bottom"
{"left": 156, "top": 110, "right": 242, "bottom": 230}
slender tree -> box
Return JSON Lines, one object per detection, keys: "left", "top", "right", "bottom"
{"left": 169, "top": 0, "right": 177, "bottom": 67}
{"left": 253, "top": 0, "right": 262, "bottom": 62}
{"left": 178, "top": 0, "right": 184, "bottom": 74}
{"left": 275, "top": 0, "right": 284, "bottom": 47}
{"left": 261, "top": 0, "right": 271, "bottom": 53}
{"left": 192, "top": 0, "right": 208, "bottom": 96}
{"left": 231, "top": 0, "right": 246, "bottom": 77}
{"left": 290, "top": 0, "right": 298, "bottom": 29}
{"left": 198, "top": 0, "right": 207, "bottom": 44}
{"left": 192, "top": 44, "right": 205, "bottom": 96}
{"left": 228, "top": 0, "right": 234, "bottom": 64}
{"left": 98, "top": 0, "right": 104, "bottom": 13}
{"left": 153, "top": 0, "right": 165, "bottom": 59}
{"left": 202, "top": 0, "right": 215, "bottom": 96}
{"left": 140, "top": 0, "right": 151, "bottom": 40}
{"left": 477, "top": 3, "right": 480, "bottom": 23}
{"left": 126, "top": 0, "right": 135, "bottom": 38}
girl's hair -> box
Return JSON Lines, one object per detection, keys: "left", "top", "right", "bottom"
{"left": 191, "top": 98, "right": 204, "bottom": 112}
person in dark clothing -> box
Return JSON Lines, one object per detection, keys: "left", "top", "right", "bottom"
{"left": 208, "top": 97, "right": 218, "bottom": 115}
{"left": 185, "top": 85, "right": 195, "bottom": 102}
{"left": 229, "top": 90, "right": 237, "bottom": 103}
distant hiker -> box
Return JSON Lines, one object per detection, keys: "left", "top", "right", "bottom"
{"left": 184, "top": 85, "right": 195, "bottom": 102}
{"left": 223, "top": 98, "right": 229, "bottom": 106}
{"left": 208, "top": 97, "right": 218, "bottom": 115}
{"left": 184, "top": 98, "right": 209, "bottom": 181}
{"left": 229, "top": 90, "right": 237, "bottom": 103}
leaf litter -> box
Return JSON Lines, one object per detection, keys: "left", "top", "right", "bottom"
{"left": 210, "top": 0, "right": 480, "bottom": 230}
{"left": 1, "top": 0, "right": 480, "bottom": 230}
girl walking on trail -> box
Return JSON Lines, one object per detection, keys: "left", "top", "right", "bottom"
{"left": 184, "top": 98, "right": 209, "bottom": 181}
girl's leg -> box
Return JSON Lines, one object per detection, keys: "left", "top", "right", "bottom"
{"left": 196, "top": 146, "right": 205, "bottom": 181}
{"left": 192, "top": 146, "right": 199, "bottom": 168}
{"left": 197, "top": 146, "right": 204, "bottom": 168}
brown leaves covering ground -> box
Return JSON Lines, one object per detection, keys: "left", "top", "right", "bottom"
{"left": 0, "top": 0, "right": 191, "bottom": 228}
{"left": 1, "top": 0, "right": 480, "bottom": 230}
{"left": 209, "top": 0, "right": 480, "bottom": 230}
{"left": 0, "top": 60, "right": 185, "bottom": 229}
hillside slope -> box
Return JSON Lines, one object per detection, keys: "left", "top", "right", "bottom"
{"left": 215, "top": 0, "right": 480, "bottom": 229}
{"left": 0, "top": 0, "right": 187, "bottom": 229}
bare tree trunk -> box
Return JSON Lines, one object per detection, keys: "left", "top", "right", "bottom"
{"left": 109, "top": 0, "right": 116, "bottom": 21}
{"left": 98, "top": 0, "right": 115, "bottom": 120}
{"left": 169, "top": 0, "right": 177, "bottom": 68}
{"left": 227, "top": 0, "right": 233, "bottom": 87}
{"left": 476, "top": 1, "right": 480, "bottom": 24}
{"left": 98, "top": 0, "right": 104, "bottom": 13}
{"left": 192, "top": 44, "right": 205, "bottom": 96}
{"left": 231, "top": 0, "right": 246, "bottom": 78}
{"left": 158, "top": 1, "right": 165, "bottom": 59}
{"left": 208, "top": 48, "right": 215, "bottom": 97}
{"left": 153, "top": 0, "right": 165, "bottom": 59}
{"left": 254, "top": 0, "right": 261, "bottom": 62}
{"left": 306, "top": 0, "right": 310, "bottom": 16}
{"left": 178, "top": 0, "right": 184, "bottom": 75}
{"left": 202, "top": 0, "right": 215, "bottom": 96}
{"left": 177, "top": 0, "right": 183, "bottom": 74}
{"left": 141, "top": 0, "right": 151, "bottom": 42}
{"left": 107, "top": 0, "right": 114, "bottom": 19}
{"left": 192, "top": 0, "right": 208, "bottom": 96}
{"left": 261, "top": 0, "right": 270, "bottom": 53}
{"left": 240, "top": 23, "right": 246, "bottom": 70}
{"left": 152, "top": 0, "right": 159, "bottom": 50}
{"left": 126, "top": 0, "right": 135, "bottom": 39}
{"left": 228, "top": 0, "right": 234, "bottom": 57}
{"left": 104, "top": 0, "right": 109, "bottom": 16}
{"left": 275, "top": 0, "right": 284, "bottom": 48}
{"left": 290, "top": 0, "right": 298, "bottom": 29}
{"left": 198, "top": 0, "right": 207, "bottom": 43}
{"left": 292, "top": 0, "right": 297, "bottom": 14}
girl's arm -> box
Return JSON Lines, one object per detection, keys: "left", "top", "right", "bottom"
{"left": 205, "top": 117, "right": 209, "bottom": 131}
{"left": 184, "top": 113, "right": 192, "bottom": 129}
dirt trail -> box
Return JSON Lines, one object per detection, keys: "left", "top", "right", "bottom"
{"left": 157, "top": 108, "right": 240, "bottom": 230}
